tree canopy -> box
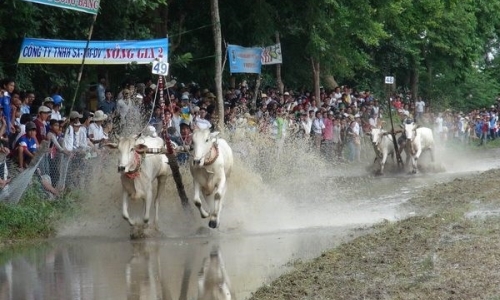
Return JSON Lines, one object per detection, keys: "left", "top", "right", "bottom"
{"left": 2, "top": 0, "right": 500, "bottom": 110}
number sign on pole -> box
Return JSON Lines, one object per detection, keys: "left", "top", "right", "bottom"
{"left": 152, "top": 60, "right": 169, "bottom": 76}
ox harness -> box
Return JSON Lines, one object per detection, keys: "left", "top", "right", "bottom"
{"left": 203, "top": 141, "right": 219, "bottom": 166}
{"left": 123, "top": 145, "right": 182, "bottom": 179}
{"left": 124, "top": 151, "right": 144, "bottom": 179}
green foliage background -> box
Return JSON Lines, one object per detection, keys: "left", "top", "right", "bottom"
{"left": 1, "top": 0, "right": 500, "bottom": 110}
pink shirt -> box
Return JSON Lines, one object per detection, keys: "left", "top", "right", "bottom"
{"left": 323, "top": 117, "right": 334, "bottom": 140}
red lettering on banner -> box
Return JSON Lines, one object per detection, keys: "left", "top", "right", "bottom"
{"left": 105, "top": 49, "right": 135, "bottom": 59}
{"left": 137, "top": 48, "right": 155, "bottom": 59}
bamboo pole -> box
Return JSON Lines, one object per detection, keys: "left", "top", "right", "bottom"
{"left": 159, "top": 76, "right": 190, "bottom": 210}
{"left": 69, "top": 13, "right": 98, "bottom": 114}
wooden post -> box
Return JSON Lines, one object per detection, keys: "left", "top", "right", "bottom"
{"left": 69, "top": 13, "right": 98, "bottom": 114}
{"left": 385, "top": 77, "right": 403, "bottom": 168}
{"left": 275, "top": 32, "right": 284, "bottom": 95}
{"left": 159, "top": 76, "right": 190, "bottom": 210}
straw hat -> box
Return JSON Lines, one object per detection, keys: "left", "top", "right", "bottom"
{"left": 93, "top": 110, "right": 107, "bottom": 121}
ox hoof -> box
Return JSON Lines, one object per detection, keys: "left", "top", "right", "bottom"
{"left": 124, "top": 217, "right": 134, "bottom": 226}
{"left": 208, "top": 220, "right": 218, "bottom": 229}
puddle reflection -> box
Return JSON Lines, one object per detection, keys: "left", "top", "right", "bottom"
{"left": 0, "top": 239, "right": 237, "bottom": 300}
{"left": 0, "top": 227, "right": 358, "bottom": 300}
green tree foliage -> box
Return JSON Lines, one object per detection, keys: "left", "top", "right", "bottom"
{"left": 2, "top": 0, "right": 500, "bottom": 111}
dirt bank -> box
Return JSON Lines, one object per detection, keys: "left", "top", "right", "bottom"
{"left": 250, "top": 168, "right": 500, "bottom": 299}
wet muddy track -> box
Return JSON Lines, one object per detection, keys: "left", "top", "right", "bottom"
{"left": 1, "top": 146, "right": 499, "bottom": 299}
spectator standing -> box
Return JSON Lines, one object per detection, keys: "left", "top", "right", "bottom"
{"left": 97, "top": 76, "right": 106, "bottom": 106}
{"left": 148, "top": 106, "right": 163, "bottom": 134}
{"left": 78, "top": 112, "right": 94, "bottom": 152}
{"left": 489, "top": 112, "right": 497, "bottom": 140}
{"left": 59, "top": 115, "right": 82, "bottom": 189}
{"left": 0, "top": 78, "right": 16, "bottom": 135}
{"left": 51, "top": 102, "right": 63, "bottom": 121}
{"left": 332, "top": 117, "right": 343, "bottom": 159}
{"left": 175, "top": 120, "right": 193, "bottom": 165}
{"left": 50, "top": 86, "right": 64, "bottom": 107}
{"left": 34, "top": 106, "right": 51, "bottom": 142}
{"left": 415, "top": 97, "right": 425, "bottom": 122}
{"left": 193, "top": 106, "right": 212, "bottom": 130}
{"left": 298, "top": 111, "right": 312, "bottom": 139}
{"left": 43, "top": 97, "right": 55, "bottom": 112}
{"left": 20, "top": 91, "right": 34, "bottom": 115}
{"left": 346, "top": 116, "right": 359, "bottom": 162}
{"left": 479, "top": 115, "right": 489, "bottom": 146}
{"left": 99, "top": 90, "right": 116, "bottom": 115}
{"left": 321, "top": 111, "right": 334, "bottom": 160}
{"left": 312, "top": 111, "right": 325, "bottom": 152}
{"left": 88, "top": 110, "right": 108, "bottom": 146}
{"left": 47, "top": 119, "right": 69, "bottom": 184}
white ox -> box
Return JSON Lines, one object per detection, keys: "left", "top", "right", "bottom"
{"left": 106, "top": 135, "right": 171, "bottom": 227}
{"left": 190, "top": 129, "right": 233, "bottom": 229}
{"left": 403, "top": 122, "right": 435, "bottom": 174}
{"left": 368, "top": 128, "right": 396, "bottom": 175}
{"left": 198, "top": 247, "right": 234, "bottom": 300}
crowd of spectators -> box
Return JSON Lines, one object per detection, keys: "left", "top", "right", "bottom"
{"left": 1, "top": 75, "right": 499, "bottom": 200}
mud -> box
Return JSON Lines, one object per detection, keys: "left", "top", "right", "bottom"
{"left": 249, "top": 168, "right": 500, "bottom": 300}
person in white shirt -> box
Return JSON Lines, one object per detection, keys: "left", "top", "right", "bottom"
{"left": 415, "top": 98, "right": 425, "bottom": 122}
{"left": 435, "top": 112, "right": 444, "bottom": 142}
{"left": 88, "top": 110, "right": 108, "bottom": 146}
{"left": 115, "top": 89, "right": 131, "bottom": 129}
{"left": 312, "top": 111, "right": 325, "bottom": 151}
{"left": 58, "top": 116, "right": 82, "bottom": 190}
{"left": 299, "top": 111, "right": 312, "bottom": 139}
{"left": 193, "top": 107, "right": 212, "bottom": 130}
{"left": 78, "top": 113, "right": 95, "bottom": 152}
{"left": 51, "top": 103, "right": 63, "bottom": 121}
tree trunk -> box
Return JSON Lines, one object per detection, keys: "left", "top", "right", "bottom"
{"left": 311, "top": 57, "right": 321, "bottom": 107}
{"left": 252, "top": 75, "right": 262, "bottom": 110}
{"left": 211, "top": 0, "right": 224, "bottom": 132}
{"left": 275, "top": 32, "right": 284, "bottom": 94}
{"left": 411, "top": 57, "right": 419, "bottom": 116}
{"left": 324, "top": 74, "right": 338, "bottom": 90}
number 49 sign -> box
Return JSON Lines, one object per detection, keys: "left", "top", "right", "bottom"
{"left": 152, "top": 60, "right": 169, "bottom": 76}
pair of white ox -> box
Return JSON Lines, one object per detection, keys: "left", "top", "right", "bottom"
{"left": 106, "top": 129, "right": 233, "bottom": 229}
{"left": 368, "top": 122, "right": 435, "bottom": 174}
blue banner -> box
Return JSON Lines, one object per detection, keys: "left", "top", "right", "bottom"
{"left": 22, "top": 0, "right": 100, "bottom": 15}
{"left": 227, "top": 44, "right": 262, "bottom": 74}
{"left": 18, "top": 38, "right": 168, "bottom": 65}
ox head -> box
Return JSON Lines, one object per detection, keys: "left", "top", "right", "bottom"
{"left": 105, "top": 136, "right": 146, "bottom": 173}
{"left": 402, "top": 119, "right": 418, "bottom": 141}
{"left": 368, "top": 128, "right": 384, "bottom": 146}
{"left": 192, "top": 129, "right": 218, "bottom": 167}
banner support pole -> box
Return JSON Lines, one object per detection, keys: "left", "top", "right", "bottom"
{"left": 69, "top": 13, "right": 98, "bottom": 114}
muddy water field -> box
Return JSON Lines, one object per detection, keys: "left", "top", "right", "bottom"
{"left": 1, "top": 137, "right": 500, "bottom": 299}
{"left": 250, "top": 156, "right": 500, "bottom": 299}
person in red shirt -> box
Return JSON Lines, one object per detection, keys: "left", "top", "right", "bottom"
{"left": 34, "top": 105, "right": 51, "bottom": 142}
{"left": 392, "top": 96, "right": 403, "bottom": 111}
{"left": 321, "top": 111, "right": 335, "bottom": 160}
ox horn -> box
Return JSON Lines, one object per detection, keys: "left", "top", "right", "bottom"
{"left": 103, "top": 142, "right": 118, "bottom": 149}
{"left": 134, "top": 144, "right": 148, "bottom": 153}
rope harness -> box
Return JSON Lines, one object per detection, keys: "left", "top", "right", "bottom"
{"left": 203, "top": 142, "right": 219, "bottom": 166}
{"left": 124, "top": 151, "right": 143, "bottom": 179}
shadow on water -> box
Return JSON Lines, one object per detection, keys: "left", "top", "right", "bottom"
{"left": 0, "top": 226, "right": 362, "bottom": 300}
